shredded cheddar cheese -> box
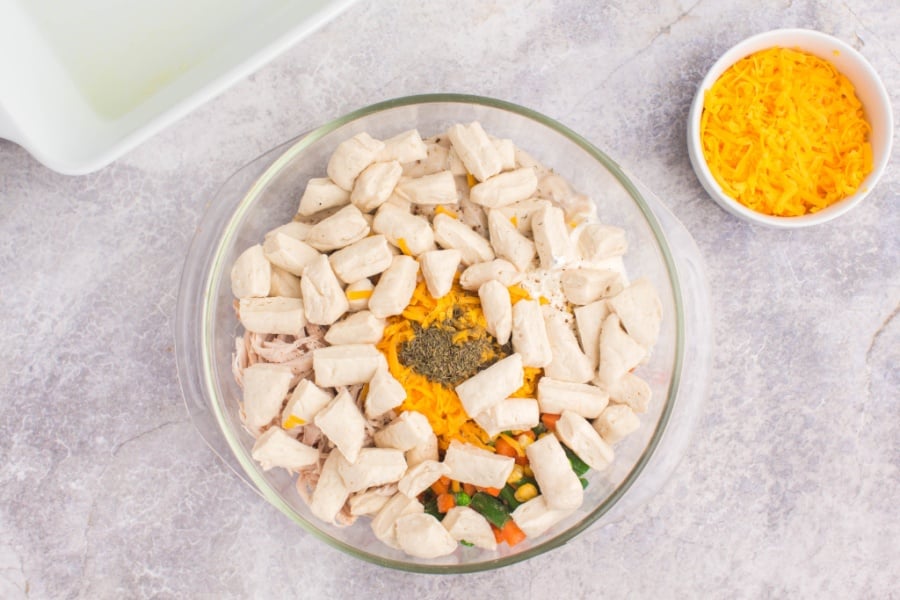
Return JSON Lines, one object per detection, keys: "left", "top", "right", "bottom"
{"left": 435, "top": 205, "right": 458, "bottom": 219}
{"left": 700, "top": 47, "right": 873, "bottom": 216}
{"left": 377, "top": 280, "right": 542, "bottom": 450}
{"left": 396, "top": 237, "right": 412, "bottom": 256}
{"left": 346, "top": 289, "right": 373, "bottom": 301}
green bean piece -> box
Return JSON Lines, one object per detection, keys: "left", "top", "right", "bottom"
{"left": 498, "top": 484, "right": 521, "bottom": 511}
{"left": 469, "top": 492, "right": 511, "bottom": 528}
{"left": 563, "top": 444, "right": 590, "bottom": 476}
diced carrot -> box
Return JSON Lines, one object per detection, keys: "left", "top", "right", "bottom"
{"left": 482, "top": 486, "right": 502, "bottom": 497}
{"left": 514, "top": 454, "right": 529, "bottom": 466}
{"left": 462, "top": 483, "right": 476, "bottom": 496}
{"left": 494, "top": 436, "right": 517, "bottom": 458}
{"left": 541, "top": 413, "right": 561, "bottom": 431}
{"left": 431, "top": 476, "right": 450, "bottom": 495}
{"left": 436, "top": 493, "right": 456, "bottom": 513}
{"left": 491, "top": 524, "right": 503, "bottom": 544}
{"left": 498, "top": 519, "right": 527, "bottom": 546}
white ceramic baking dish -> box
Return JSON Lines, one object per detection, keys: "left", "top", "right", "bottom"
{"left": 0, "top": 0, "right": 358, "bottom": 174}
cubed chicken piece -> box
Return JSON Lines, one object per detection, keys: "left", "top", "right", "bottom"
{"left": 469, "top": 168, "right": 539, "bottom": 208}
{"left": 405, "top": 432, "right": 439, "bottom": 469}
{"left": 323, "top": 310, "right": 386, "bottom": 345}
{"left": 238, "top": 297, "right": 306, "bottom": 336}
{"left": 297, "top": 177, "right": 351, "bottom": 216}
{"left": 441, "top": 506, "right": 497, "bottom": 550}
{"left": 532, "top": 204, "right": 576, "bottom": 269}
{"left": 373, "top": 411, "right": 433, "bottom": 451}
{"left": 543, "top": 308, "right": 595, "bottom": 383}
{"left": 525, "top": 433, "right": 583, "bottom": 511}
{"left": 491, "top": 137, "right": 516, "bottom": 171}
{"left": 446, "top": 122, "right": 503, "bottom": 182}
{"left": 268, "top": 265, "right": 303, "bottom": 298}
{"left": 493, "top": 198, "right": 552, "bottom": 235}
{"left": 478, "top": 280, "right": 512, "bottom": 345}
{"left": 310, "top": 451, "right": 351, "bottom": 524}
{"left": 327, "top": 132, "right": 385, "bottom": 191}
{"left": 313, "top": 344, "right": 384, "bottom": 387}
{"left": 487, "top": 209, "right": 536, "bottom": 271}
{"left": 336, "top": 447, "right": 407, "bottom": 492}
{"left": 365, "top": 367, "right": 407, "bottom": 419}
{"left": 350, "top": 161, "right": 403, "bottom": 213}
{"left": 561, "top": 268, "right": 624, "bottom": 305}
{"left": 446, "top": 146, "right": 468, "bottom": 175}
{"left": 432, "top": 213, "right": 495, "bottom": 266}
{"left": 251, "top": 427, "right": 319, "bottom": 471}
{"left": 281, "top": 379, "right": 333, "bottom": 429}
{"left": 537, "top": 378, "right": 609, "bottom": 419}
{"left": 328, "top": 234, "right": 393, "bottom": 284}
{"left": 607, "top": 278, "right": 662, "bottom": 350}
{"left": 231, "top": 244, "right": 271, "bottom": 298}
{"left": 262, "top": 232, "right": 320, "bottom": 277}
{"left": 511, "top": 299, "right": 552, "bottom": 368}
{"left": 397, "top": 459, "right": 451, "bottom": 498}
{"left": 401, "top": 141, "right": 450, "bottom": 178}
{"left": 301, "top": 254, "right": 349, "bottom": 325}
{"left": 395, "top": 513, "right": 458, "bottom": 558}
{"left": 607, "top": 372, "right": 651, "bottom": 414}
{"left": 345, "top": 278, "right": 374, "bottom": 312}
{"left": 305, "top": 204, "right": 371, "bottom": 252}
{"left": 577, "top": 223, "right": 628, "bottom": 262}
{"left": 595, "top": 314, "right": 647, "bottom": 387}
{"left": 314, "top": 389, "right": 367, "bottom": 463}
{"left": 265, "top": 221, "right": 312, "bottom": 243}
{"left": 371, "top": 493, "right": 424, "bottom": 549}
{"left": 574, "top": 300, "right": 610, "bottom": 369}
{"left": 443, "top": 440, "right": 515, "bottom": 489}
{"left": 372, "top": 203, "right": 436, "bottom": 256}
{"left": 242, "top": 363, "right": 294, "bottom": 435}
{"left": 348, "top": 489, "right": 393, "bottom": 517}
{"left": 511, "top": 495, "right": 574, "bottom": 538}
{"left": 455, "top": 353, "right": 524, "bottom": 418}
{"left": 419, "top": 249, "right": 462, "bottom": 299}
{"left": 376, "top": 129, "right": 428, "bottom": 163}
{"left": 593, "top": 404, "right": 641, "bottom": 444}
{"left": 368, "top": 255, "right": 419, "bottom": 319}
{"left": 472, "top": 398, "right": 540, "bottom": 438}
{"left": 459, "top": 259, "right": 523, "bottom": 291}
{"left": 555, "top": 410, "right": 614, "bottom": 471}
{"left": 394, "top": 171, "right": 459, "bottom": 205}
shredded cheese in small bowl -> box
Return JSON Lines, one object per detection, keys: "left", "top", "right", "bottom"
{"left": 687, "top": 29, "right": 893, "bottom": 228}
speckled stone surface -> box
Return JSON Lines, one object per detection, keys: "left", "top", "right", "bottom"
{"left": 1, "top": 1, "right": 898, "bottom": 598}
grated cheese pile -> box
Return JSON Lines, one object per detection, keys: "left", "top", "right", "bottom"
{"left": 700, "top": 46, "right": 873, "bottom": 216}
{"left": 377, "top": 280, "right": 541, "bottom": 451}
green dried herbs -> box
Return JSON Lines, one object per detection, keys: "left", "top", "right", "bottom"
{"left": 398, "top": 321, "right": 509, "bottom": 387}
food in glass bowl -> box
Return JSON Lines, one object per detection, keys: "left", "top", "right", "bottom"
{"left": 228, "top": 121, "right": 662, "bottom": 558}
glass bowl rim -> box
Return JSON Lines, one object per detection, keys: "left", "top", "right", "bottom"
{"left": 181, "top": 93, "right": 686, "bottom": 573}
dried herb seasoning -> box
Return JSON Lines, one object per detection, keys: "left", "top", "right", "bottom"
{"left": 398, "top": 320, "right": 508, "bottom": 387}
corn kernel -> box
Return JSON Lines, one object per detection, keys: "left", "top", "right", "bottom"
{"left": 507, "top": 464, "right": 524, "bottom": 485}
{"left": 522, "top": 465, "right": 534, "bottom": 478}
{"left": 514, "top": 483, "right": 538, "bottom": 503}
{"left": 516, "top": 433, "right": 533, "bottom": 449}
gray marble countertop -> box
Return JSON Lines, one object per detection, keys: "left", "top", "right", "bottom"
{"left": 2, "top": 1, "right": 897, "bottom": 598}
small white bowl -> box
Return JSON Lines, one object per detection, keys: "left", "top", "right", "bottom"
{"left": 687, "top": 29, "right": 893, "bottom": 228}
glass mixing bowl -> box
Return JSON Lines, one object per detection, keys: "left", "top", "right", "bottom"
{"left": 175, "top": 94, "right": 712, "bottom": 572}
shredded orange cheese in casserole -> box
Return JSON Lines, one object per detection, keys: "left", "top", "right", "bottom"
{"left": 377, "top": 280, "right": 542, "bottom": 450}
{"left": 700, "top": 47, "right": 873, "bottom": 216}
